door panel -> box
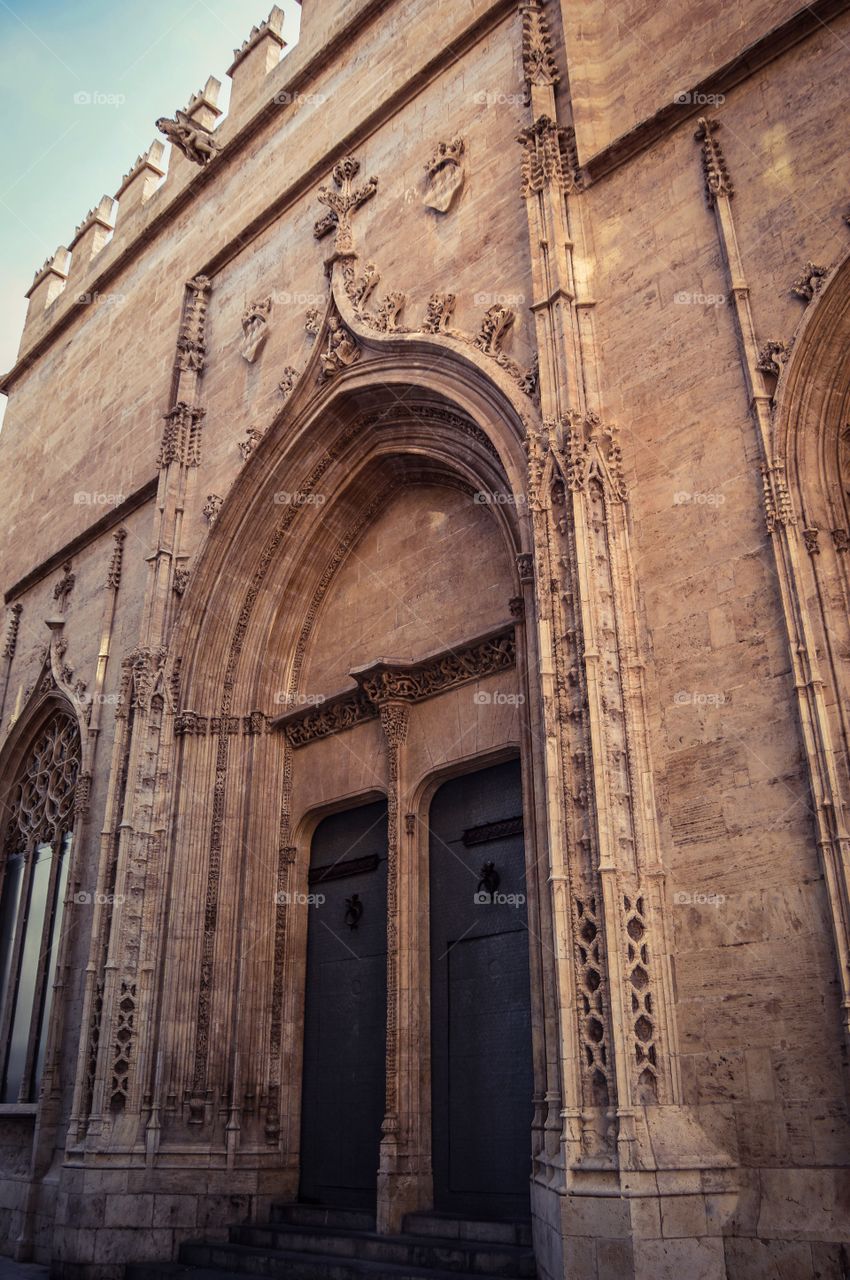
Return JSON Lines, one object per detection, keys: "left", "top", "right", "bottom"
{"left": 300, "top": 800, "right": 388, "bottom": 1210}
{"left": 429, "top": 759, "right": 533, "bottom": 1219}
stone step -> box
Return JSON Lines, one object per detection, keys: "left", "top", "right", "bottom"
{"left": 271, "top": 1203, "right": 377, "bottom": 1232}
{"left": 402, "top": 1215, "right": 532, "bottom": 1249}
{"left": 127, "top": 1267, "right": 250, "bottom": 1280}
{"left": 229, "top": 1222, "right": 535, "bottom": 1277}
{"left": 178, "top": 1241, "right": 529, "bottom": 1280}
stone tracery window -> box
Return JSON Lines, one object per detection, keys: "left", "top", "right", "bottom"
{"left": 0, "top": 713, "right": 80, "bottom": 1103}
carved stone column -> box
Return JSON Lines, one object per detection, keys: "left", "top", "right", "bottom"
{"left": 375, "top": 700, "right": 425, "bottom": 1232}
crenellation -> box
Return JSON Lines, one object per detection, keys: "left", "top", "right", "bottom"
{"left": 183, "top": 75, "right": 223, "bottom": 133}
{"left": 227, "top": 6, "right": 286, "bottom": 117}
{"left": 65, "top": 196, "right": 116, "bottom": 292}
{"left": 114, "top": 140, "right": 166, "bottom": 215}
{"left": 23, "top": 246, "right": 71, "bottom": 328}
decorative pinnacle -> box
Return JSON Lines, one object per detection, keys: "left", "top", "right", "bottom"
{"left": 694, "top": 117, "right": 734, "bottom": 205}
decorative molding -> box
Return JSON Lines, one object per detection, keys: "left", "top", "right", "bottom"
{"left": 276, "top": 625, "right": 517, "bottom": 747}
{"left": 305, "top": 308, "right": 321, "bottom": 337}
{"left": 173, "top": 567, "right": 190, "bottom": 597}
{"left": 105, "top": 528, "right": 127, "bottom": 590}
{"left": 176, "top": 274, "right": 211, "bottom": 372}
{"left": 694, "top": 117, "right": 734, "bottom": 205}
{"left": 423, "top": 137, "right": 465, "bottom": 213}
{"left": 240, "top": 297, "right": 272, "bottom": 362}
{"left": 462, "top": 814, "right": 523, "bottom": 847}
{"left": 156, "top": 112, "right": 220, "bottom": 166}
{"left": 832, "top": 528, "right": 850, "bottom": 552}
{"left": 279, "top": 690, "right": 378, "bottom": 747}
{"left": 159, "top": 402, "right": 205, "bottom": 469}
{"left": 314, "top": 154, "right": 379, "bottom": 257}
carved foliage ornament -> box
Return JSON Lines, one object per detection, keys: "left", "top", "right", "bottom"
{"left": 790, "top": 262, "right": 827, "bottom": 304}
{"left": 241, "top": 297, "right": 272, "bottom": 363}
{"left": 517, "top": 116, "right": 579, "bottom": 197}
{"left": 423, "top": 137, "right": 465, "bottom": 214}
{"left": 176, "top": 275, "right": 211, "bottom": 372}
{"left": 159, "top": 402, "right": 205, "bottom": 469}
{"left": 520, "top": 0, "right": 559, "bottom": 89}
{"left": 314, "top": 155, "right": 378, "bottom": 255}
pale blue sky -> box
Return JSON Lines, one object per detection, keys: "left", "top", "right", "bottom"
{"left": 0, "top": 0, "right": 302, "bottom": 383}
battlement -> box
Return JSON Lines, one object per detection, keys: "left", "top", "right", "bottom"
{"left": 11, "top": 4, "right": 301, "bottom": 367}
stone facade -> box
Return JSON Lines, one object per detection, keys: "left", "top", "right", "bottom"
{"left": 0, "top": 0, "right": 849, "bottom": 1276}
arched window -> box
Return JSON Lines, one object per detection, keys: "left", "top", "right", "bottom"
{"left": 0, "top": 712, "right": 80, "bottom": 1103}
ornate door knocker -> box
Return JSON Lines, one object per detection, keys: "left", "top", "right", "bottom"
{"left": 345, "top": 893, "right": 364, "bottom": 930}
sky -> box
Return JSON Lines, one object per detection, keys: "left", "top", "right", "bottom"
{"left": 0, "top": 0, "right": 302, "bottom": 394}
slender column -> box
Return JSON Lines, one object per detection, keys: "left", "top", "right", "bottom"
{"left": 694, "top": 118, "right": 850, "bottom": 1038}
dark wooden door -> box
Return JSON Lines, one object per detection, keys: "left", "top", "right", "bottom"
{"left": 299, "top": 799, "right": 388, "bottom": 1210}
{"left": 429, "top": 759, "right": 533, "bottom": 1219}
